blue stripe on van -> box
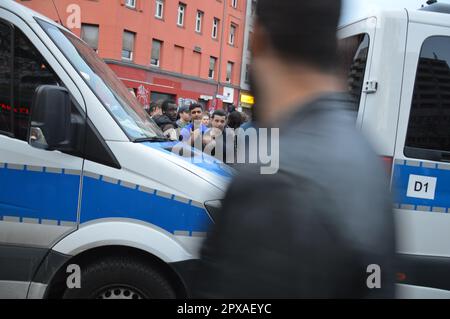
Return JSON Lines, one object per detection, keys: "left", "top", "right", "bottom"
{"left": 80, "top": 175, "right": 212, "bottom": 234}
{"left": 0, "top": 164, "right": 79, "bottom": 223}
{"left": 0, "top": 163, "right": 213, "bottom": 235}
{"left": 392, "top": 161, "right": 450, "bottom": 211}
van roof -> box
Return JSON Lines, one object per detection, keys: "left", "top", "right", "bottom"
{"left": 340, "top": 3, "right": 450, "bottom": 30}
{"left": 419, "top": 2, "right": 450, "bottom": 14}
{"left": 1, "top": 0, "right": 64, "bottom": 29}
{"left": 409, "top": 3, "right": 450, "bottom": 28}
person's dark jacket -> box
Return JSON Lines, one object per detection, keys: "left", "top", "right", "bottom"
{"left": 153, "top": 114, "right": 177, "bottom": 132}
{"left": 194, "top": 92, "right": 396, "bottom": 298}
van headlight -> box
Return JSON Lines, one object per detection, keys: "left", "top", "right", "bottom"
{"left": 204, "top": 200, "right": 222, "bottom": 221}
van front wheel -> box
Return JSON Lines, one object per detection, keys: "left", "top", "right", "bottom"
{"left": 62, "top": 256, "right": 176, "bottom": 299}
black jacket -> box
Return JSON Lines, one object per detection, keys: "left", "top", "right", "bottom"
{"left": 194, "top": 93, "right": 396, "bottom": 298}
{"left": 153, "top": 114, "right": 177, "bottom": 132}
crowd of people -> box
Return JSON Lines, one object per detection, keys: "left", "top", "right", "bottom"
{"left": 145, "top": 99, "right": 248, "bottom": 163}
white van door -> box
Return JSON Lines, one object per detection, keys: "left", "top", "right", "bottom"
{"left": 338, "top": 17, "right": 376, "bottom": 129}
{"left": 0, "top": 11, "right": 86, "bottom": 298}
{"left": 394, "top": 17, "right": 450, "bottom": 296}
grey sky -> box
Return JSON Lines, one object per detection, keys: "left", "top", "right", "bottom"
{"left": 340, "top": 0, "right": 450, "bottom": 25}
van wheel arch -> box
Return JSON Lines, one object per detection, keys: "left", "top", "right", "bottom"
{"left": 44, "top": 245, "right": 188, "bottom": 299}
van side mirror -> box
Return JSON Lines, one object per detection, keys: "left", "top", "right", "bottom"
{"left": 29, "top": 85, "right": 73, "bottom": 151}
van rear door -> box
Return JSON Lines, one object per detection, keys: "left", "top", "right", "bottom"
{"left": 394, "top": 12, "right": 450, "bottom": 295}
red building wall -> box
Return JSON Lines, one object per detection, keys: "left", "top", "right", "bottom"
{"left": 17, "top": 0, "right": 247, "bottom": 110}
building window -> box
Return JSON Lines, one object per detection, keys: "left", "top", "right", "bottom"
{"left": 226, "top": 62, "right": 234, "bottom": 83}
{"left": 229, "top": 24, "right": 236, "bottom": 46}
{"left": 151, "top": 39, "right": 162, "bottom": 67}
{"left": 122, "top": 30, "right": 135, "bottom": 61}
{"left": 125, "top": 0, "right": 136, "bottom": 9}
{"left": 155, "top": 0, "right": 164, "bottom": 19}
{"left": 212, "top": 18, "right": 219, "bottom": 39}
{"left": 245, "top": 64, "right": 250, "bottom": 83}
{"left": 177, "top": 3, "right": 186, "bottom": 27}
{"left": 209, "top": 57, "right": 217, "bottom": 79}
{"left": 196, "top": 10, "right": 204, "bottom": 33}
{"left": 81, "top": 24, "right": 99, "bottom": 52}
{"left": 232, "top": 0, "right": 238, "bottom": 8}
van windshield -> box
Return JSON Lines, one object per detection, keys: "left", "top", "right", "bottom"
{"left": 37, "top": 19, "right": 166, "bottom": 141}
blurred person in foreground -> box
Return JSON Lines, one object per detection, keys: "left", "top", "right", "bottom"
{"left": 194, "top": 0, "right": 395, "bottom": 298}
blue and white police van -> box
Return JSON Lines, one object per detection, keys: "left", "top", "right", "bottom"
{"left": 0, "top": 1, "right": 230, "bottom": 299}
{"left": 339, "top": 2, "right": 450, "bottom": 298}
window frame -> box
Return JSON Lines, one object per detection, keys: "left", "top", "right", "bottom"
{"left": 226, "top": 61, "right": 234, "bottom": 83}
{"left": 151, "top": 39, "right": 162, "bottom": 67}
{"left": 212, "top": 18, "right": 219, "bottom": 39}
{"left": 229, "top": 24, "right": 236, "bottom": 46}
{"left": 208, "top": 56, "right": 217, "bottom": 79}
{"left": 122, "top": 30, "right": 135, "bottom": 61}
{"left": 80, "top": 23, "right": 99, "bottom": 52}
{"left": 155, "top": 0, "right": 164, "bottom": 19}
{"left": 177, "top": 3, "right": 186, "bottom": 27}
{"left": 125, "top": 0, "right": 136, "bottom": 9}
{"left": 195, "top": 10, "right": 204, "bottom": 33}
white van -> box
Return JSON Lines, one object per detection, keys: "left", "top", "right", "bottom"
{"left": 338, "top": 2, "right": 450, "bottom": 298}
{"left": 0, "top": 1, "right": 231, "bottom": 299}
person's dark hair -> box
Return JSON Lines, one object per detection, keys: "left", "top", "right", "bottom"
{"left": 162, "top": 100, "right": 176, "bottom": 113}
{"left": 212, "top": 110, "right": 227, "bottom": 119}
{"left": 147, "top": 101, "right": 160, "bottom": 115}
{"left": 178, "top": 105, "right": 190, "bottom": 114}
{"left": 227, "top": 111, "right": 243, "bottom": 129}
{"left": 189, "top": 103, "right": 203, "bottom": 112}
{"left": 256, "top": 0, "right": 341, "bottom": 71}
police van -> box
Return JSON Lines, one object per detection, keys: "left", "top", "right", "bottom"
{"left": 0, "top": 1, "right": 231, "bottom": 299}
{"left": 339, "top": 2, "right": 450, "bottom": 298}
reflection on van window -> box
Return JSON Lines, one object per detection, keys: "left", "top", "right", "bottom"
{"left": 0, "top": 21, "right": 12, "bottom": 135}
{"left": 14, "top": 26, "right": 60, "bottom": 141}
{"left": 338, "top": 33, "right": 370, "bottom": 113}
{"left": 0, "top": 20, "right": 60, "bottom": 141}
{"left": 406, "top": 36, "right": 450, "bottom": 156}
{"left": 37, "top": 19, "right": 165, "bottom": 141}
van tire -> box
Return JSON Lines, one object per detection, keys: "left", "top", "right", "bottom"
{"left": 62, "top": 256, "right": 176, "bottom": 299}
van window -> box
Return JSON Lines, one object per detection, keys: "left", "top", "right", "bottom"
{"left": 405, "top": 36, "right": 450, "bottom": 161}
{"left": 14, "top": 26, "right": 61, "bottom": 141}
{"left": 0, "top": 20, "right": 61, "bottom": 141}
{"left": 338, "top": 33, "right": 370, "bottom": 113}
{"left": 0, "top": 21, "right": 12, "bottom": 135}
